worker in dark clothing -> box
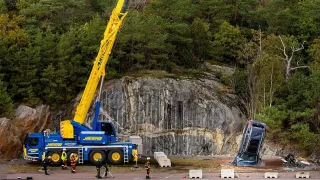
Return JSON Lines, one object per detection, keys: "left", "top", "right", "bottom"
{"left": 103, "top": 162, "right": 114, "bottom": 178}
{"left": 42, "top": 156, "right": 52, "bottom": 175}
{"left": 95, "top": 158, "right": 102, "bottom": 179}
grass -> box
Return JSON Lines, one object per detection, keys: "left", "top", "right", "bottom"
{"left": 123, "top": 67, "right": 208, "bottom": 79}
{"left": 125, "top": 70, "right": 176, "bottom": 78}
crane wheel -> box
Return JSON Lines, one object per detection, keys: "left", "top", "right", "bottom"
{"left": 89, "top": 150, "right": 106, "bottom": 165}
{"left": 47, "top": 151, "right": 61, "bottom": 166}
{"left": 67, "top": 151, "right": 79, "bottom": 164}
{"left": 108, "top": 150, "right": 123, "bottom": 165}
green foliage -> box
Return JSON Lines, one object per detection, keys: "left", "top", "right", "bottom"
{"left": 255, "top": 106, "right": 286, "bottom": 139}
{"left": 0, "top": 0, "right": 8, "bottom": 13}
{"left": 189, "top": 18, "right": 212, "bottom": 64}
{"left": 0, "top": 0, "right": 319, "bottom": 155}
{"left": 232, "top": 69, "right": 248, "bottom": 96}
{"left": 284, "top": 72, "right": 310, "bottom": 111}
{"left": 111, "top": 12, "right": 173, "bottom": 72}
{"left": 290, "top": 123, "right": 320, "bottom": 154}
{"left": 306, "top": 68, "right": 320, "bottom": 107}
{"left": 0, "top": 80, "right": 14, "bottom": 118}
{"left": 18, "top": 0, "right": 104, "bottom": 33}
{"left": 309, "top": 38, "right": 320, "bottom": 66}
{"left": 212, "top": 21, "right": 246, "bottom": 64}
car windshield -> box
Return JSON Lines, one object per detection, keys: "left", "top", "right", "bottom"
{"left": 239, "top": 153, "right": 257, "bottom": 161}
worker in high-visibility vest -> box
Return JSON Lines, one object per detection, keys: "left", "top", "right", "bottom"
{"left": 70, "top": 153, "right": 76, "bottom": 173}
{"left": 61, "top": 149, "right": 67, "bottom": 170}
{"left": 133, "top": 149, "right": 139, "bottom": 168}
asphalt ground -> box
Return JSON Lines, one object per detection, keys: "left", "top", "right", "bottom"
{"left": 1, "top": 156, "right": 319, "bottom": 180}
{"left": 3, "top": 171, "right": 320, "bottom": 180}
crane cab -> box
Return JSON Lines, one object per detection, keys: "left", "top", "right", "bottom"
{"left": 23, "top": 132, "right": 45, "bottom": 161}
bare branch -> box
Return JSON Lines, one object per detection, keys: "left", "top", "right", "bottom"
{"left": 278, "top": 35, "right": 288, "bottom": 62}
{"left": 291, "top": 41, "right": 305, "bottom": 52}
{"left": 290, "top": 66, "right": 310, "bottom": 71}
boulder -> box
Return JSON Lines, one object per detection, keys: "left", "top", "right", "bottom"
{"left": 0, "top": 105, "right": 51, "bottom": 160}
{"left": 0, "top": 118, "right": 22, "bottom": 160}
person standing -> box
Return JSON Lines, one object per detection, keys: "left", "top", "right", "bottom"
{"left": 145, "top": 157, "right": 151, "bottom": 179}
{"left": 103, "top": 162, "right": 114, "bottom": 178}
{"left": 61, "top": 149, "right": 67, "bottom": 170}
{"left": 42, "top": 156, "right": 52, "bottom": 175}
{"left": 95, "top": 158, "right": 102, "bottom": 179}
{"left": 70, "top": 153, "right": 77, "bottom": 173}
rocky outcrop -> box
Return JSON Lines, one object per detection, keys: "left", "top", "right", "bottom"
{"left": 0, "top": 75, "right": 247, "bottom": 159}
{"left": 91, "top": 76, "right": 247, "bottom": 156}
{"left": 0, "top": 118, "right": 22, "bottom": 160}
{"left": 0, "top": 105, "right": 51, "bottom": 160}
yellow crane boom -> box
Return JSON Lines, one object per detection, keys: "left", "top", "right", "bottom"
{"left": 60, "top": 0, "right": 128, "bottom": 139}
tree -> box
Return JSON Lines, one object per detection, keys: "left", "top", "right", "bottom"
{"left": 0, "top": 0, "right": 8, "bottom": 13}
{"left": 0, "top": 80, "right": 14, "bottom": 118}
{"left": 9, "top": 43, "right": 41, "bottom": 104}
{"left": 18, "top": 0, "right": 100, "bottom": 33}
{"left": 278, "top": 35, "right": 309, "bottom": 81}
{"left": 197, "top": 0, "right": 235, "bottom": 31}
{"left": 212, "top": 21, "right": 245, "bottom": 64}
{"left": 189, "top": 18, "right": 212, "bottom": 65}
{"left": 113, "top": 12, "right": 172, "bottom": 71}
{"left": 309, "top": 38, "right": 320, "bottom": 67}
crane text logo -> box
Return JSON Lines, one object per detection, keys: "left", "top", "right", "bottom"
{"left": 83, "top": 137, "right": 103, "bottom": 141}
{"left": 28, "top": 149, "right": 38, "bottom": 152}
{"left": 47, "top": 143, "right": 62, "bottom": 146}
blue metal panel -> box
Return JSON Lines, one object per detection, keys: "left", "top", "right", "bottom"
{"left": 72, "top": 120, "right": 92, "bottom": 135}
{"left": 79, "top": 132, "right": 108, "bottom": 145}
{"left": 92, "top": 101, "right": 101, "bottom": 131}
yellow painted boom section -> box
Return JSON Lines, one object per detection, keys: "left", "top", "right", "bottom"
{"left": 74, "top": 0, "right": 128, "bottom": 124}
{"left": 60, "top": 0, "right": 128, "bottom": 139}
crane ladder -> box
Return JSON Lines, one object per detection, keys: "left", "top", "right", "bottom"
{"left": 78, "top": 147, "right": 84, "bottom": 164}
{"left": 124, "top": 146, "right": 129, "bottom": 163}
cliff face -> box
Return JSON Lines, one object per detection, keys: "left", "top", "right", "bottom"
{"left": 88, "top": 76, "right": 247, "bottom": 156}
{"left": 0, "top": 75, "right": 248, "bottom": 160}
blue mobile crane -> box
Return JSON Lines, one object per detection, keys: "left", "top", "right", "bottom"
{"left": 23, "top": 0, "right": 141, "bottom": 165}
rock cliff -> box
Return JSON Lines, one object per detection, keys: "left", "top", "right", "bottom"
{"left": 89, "top": 76, "right": 247, "bottom": 156}
{"left": 0, "top": 75, "right": 249, "bottom": 159}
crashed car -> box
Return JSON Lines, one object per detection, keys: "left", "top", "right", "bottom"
{"left": 281, "top": 154, "right": 311, "bottom": 168}
{"left": 232, "top": 120, "right": 266, "bottom": 166}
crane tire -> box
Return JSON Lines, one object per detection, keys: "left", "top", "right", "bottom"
{"left": 107, "top": 150, "right": 123, "bottom": 165}
{"left": 67, "top": 151, "right": 79, "bottom": 165}
{"left": 89, "top": 150, "right": 106, "bottom": 165}
{"left": 47, "top": 151, "right": 62, "bottom": 166}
